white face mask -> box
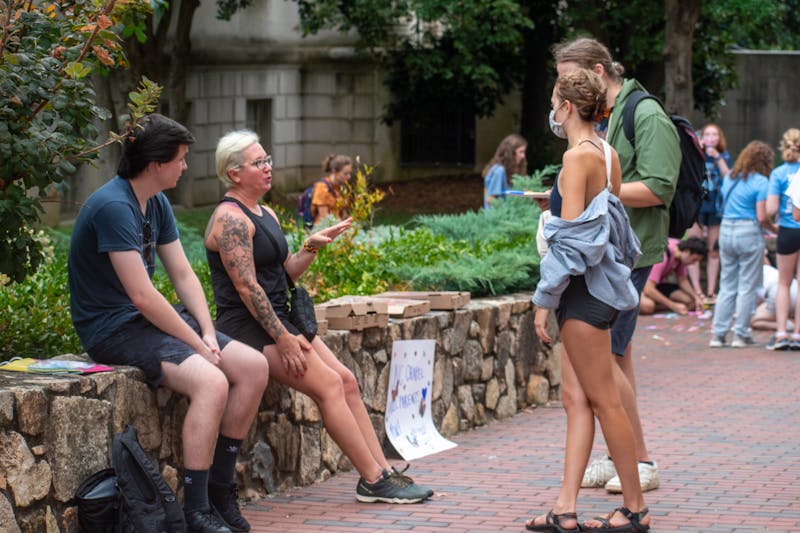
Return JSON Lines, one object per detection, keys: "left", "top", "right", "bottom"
{"left": 549, "top": 104, "right": 567, "bottom": 139}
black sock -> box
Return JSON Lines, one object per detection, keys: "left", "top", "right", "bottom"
{"left": 639, "top": 460, "right": 654, "bottom": 466}
{"left": 210, "top": 435, "right": 242, "bottom": 485}
{"left": 183, "top": 469, "right": 209, "bottom": 513}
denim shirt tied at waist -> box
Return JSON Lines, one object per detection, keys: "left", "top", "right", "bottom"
{"left": 533, "top": 189, "right": 642, "bottom": 311}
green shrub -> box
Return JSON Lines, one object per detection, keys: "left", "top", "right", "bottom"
{"left": 0, "top": 232, "right": 81, "bottom": 360}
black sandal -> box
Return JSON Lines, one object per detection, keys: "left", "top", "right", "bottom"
{"left": 524, "top": 510, "right": 579, "bottom": 532}
{"left": 581, "top": 507, "right": 650, "bottom": 532}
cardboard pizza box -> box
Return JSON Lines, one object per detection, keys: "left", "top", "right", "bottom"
{"left": 376, "top": 297, "right": 431, "bottom": 318}
{"left": 373, "top": 291, "right": 471, "bottom": 310}
{"left": 316, "top": 296, "right": 389, "bottom": 331}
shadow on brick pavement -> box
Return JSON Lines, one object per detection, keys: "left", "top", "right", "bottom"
{"left": 242, "top": 314, "right": 800, "bottom": 532}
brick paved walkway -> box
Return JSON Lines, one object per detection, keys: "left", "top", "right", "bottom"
{"left": 242, "top": 314, "right": 800, "bottom": 532}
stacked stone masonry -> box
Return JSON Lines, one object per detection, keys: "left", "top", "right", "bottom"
{"left": 0, "top": 293, "right": 561, "bottom": 532}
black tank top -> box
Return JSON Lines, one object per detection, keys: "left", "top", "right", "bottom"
{"left": 206, "top": 198, "right": 290, "bottom": 313}
{"left": 549, "top": 139, "right": 609, "bottom": 218}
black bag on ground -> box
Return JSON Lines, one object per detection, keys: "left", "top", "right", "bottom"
{"left": 621, "top": 90, "right": 708, "bottom": 238}
{"left": 112, "top": 425, "right": 186, "bottom": 533}
{"left": 75, "top": 467, "right": 119, "bottom": 533}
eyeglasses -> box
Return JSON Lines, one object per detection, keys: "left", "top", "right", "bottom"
{"left": 235, "top": 155, "right": 272, "bottom": 171}
{"left": 142, "top": 221, "right": 154, "bottom": 266}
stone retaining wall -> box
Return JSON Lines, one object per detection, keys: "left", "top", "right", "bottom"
{"left": 0, "top": 293, "right": 561, "bottom": 532}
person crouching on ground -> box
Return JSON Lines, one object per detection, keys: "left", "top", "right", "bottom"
{"left": 638, "top": 237, "right": 707, "bottom": 316}
{"left": 204, "top": 130, "right": 433, "bottom": 504}
{"left": 68, "top": 114, "right": 268, "bottom": 533}
{"left": 529, "top": 68, "right": 649, "bottom": 533}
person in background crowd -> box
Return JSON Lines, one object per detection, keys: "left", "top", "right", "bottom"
{"left": 483, "top": 134, "right": 528, "bottom": 209}
{"left": 205, "top": 130, "right": 433, "bottom": 505}
{"left": 751, "top": 263, "right": 797, "bottom": 332}
{"left": 554, "top": 36, "right": 680, "bottom": 502}
{"left": 709, "top": 141, "right": 774, "bottom": 347}
{"left": 68, "top": 114, "right": 268, "bottom": 533}
{"left": 528, "top": 68, "right": 648, "bottom": 533}
{"left": 765, "top": 128, "right": 800, "bottom": 350}
{"left": 686, "top": 124, "right": 734, "bottom": 304}
{"left": 639, "top": 237, "right": 707, "bottom": 316}
{"left": 312, "top": 154, "right": 352, "bottom": 225}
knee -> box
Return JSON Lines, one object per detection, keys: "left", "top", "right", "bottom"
{"left": 197, "top": 368, "right": 230, "bottom": 406}
{"left": 639, "top": 299, "right": 654, "bottom": 315}
{"left": 561, "top": 384, "right": 589, "bottom": 413}
{"left": 338, "top": 368, "right": 360, "bottom": 397}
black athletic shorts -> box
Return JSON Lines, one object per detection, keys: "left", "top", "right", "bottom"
{"left": 556, "top": 275, "right": 619, "bottom": 330}
{"left": 777, "top": 226, "right": 800, "bottom": 255}
{"left": 215, "top": 307, "right": 300, "bottom": 351}
{"left": 87, "top": 305, "right": 232, "bottom": 389}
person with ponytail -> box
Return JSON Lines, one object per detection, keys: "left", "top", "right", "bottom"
{"left": 765, "top": 128, "right": 800, "bottom": 350}
{"left": 312, "top": 154, "right": 352, "bottom": 225}
{"left": 528, "top": 68, "right": 649, "bottom": 533}
{"left": 551, "top": 38, "right": 680, "bottom": 510}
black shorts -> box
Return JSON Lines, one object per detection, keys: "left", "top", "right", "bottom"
{"left": 215, "top": 307, "right": 300, "bottom": 351}
{"left": 611, "top": 265, "right": 652, "bottom": 356}
{"left": 656, "top": 282, "right": 680, "bottom": 298}
{"left": 776, "top": 226, "right": 800, "bottom": 255}
{"left": 87, "top": 306, "right": 232, "bottom": 389}
{"left": 556, "top": 275, "right": 619, "bottom": 330}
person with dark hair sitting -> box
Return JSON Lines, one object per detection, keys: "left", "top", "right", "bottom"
{"left": 639, "top": 237, "right": 708, "bottom": 315}
{"left": 69, "top": 114, "right": 268, "bottom": 533}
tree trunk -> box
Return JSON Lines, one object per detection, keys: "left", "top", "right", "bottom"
{"left": 519, "top": 0, "right": 564, "bottom": 173}
{"left": 664, "top": 0, "right": 700, "bottom": 118}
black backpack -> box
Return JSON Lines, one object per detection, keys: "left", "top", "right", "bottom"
{"left": 621, "top": 90, "right": 707, "bottom": 238}
{"left": 112, "top": 425, "right": 186, "bottom": 533}
{"left": 75, "top": 467, "right": 119, "bottom": 533}
{"left": 296, "top": 179, "right": 333, "bottom": 228}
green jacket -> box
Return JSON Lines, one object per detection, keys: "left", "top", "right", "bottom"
{"left": 607, "top": 79, "right": 680, "bottom": 268}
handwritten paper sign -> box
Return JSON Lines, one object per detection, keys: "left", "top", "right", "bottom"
{"left": 385, "top": 339, "right": 457, "bottom": 461}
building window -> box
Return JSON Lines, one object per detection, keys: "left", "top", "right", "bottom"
{"left": 400, "top": 107, "right": 475, "bottom": 166}
{"left": 246, "top": 99, "right": 273, "bottom": 153}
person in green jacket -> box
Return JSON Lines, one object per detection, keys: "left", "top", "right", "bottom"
{"left": 532, "top": 37, "right": 678, "bottom": 532}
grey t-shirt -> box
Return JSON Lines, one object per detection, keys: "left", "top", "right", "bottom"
{"left": 68, "top": 176, "right": 179, "bottom": 350}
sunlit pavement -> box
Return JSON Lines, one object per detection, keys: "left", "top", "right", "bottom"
{"left": 243, "top": 313, "right": 800, "bottom": 532}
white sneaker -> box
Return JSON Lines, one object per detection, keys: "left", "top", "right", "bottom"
{"left": 708, "top": 335, "right": 726, "bottom": 348}
{"left": 581, "top": 454, "right": 617, "bottom": 488}
{"left": 605, "top": 461, "right": 660, "bottom": 493}
{"left": 731, "top": 335, "right": 756, "bottom": 348}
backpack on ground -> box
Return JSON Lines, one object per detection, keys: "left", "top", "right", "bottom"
{"left": 112, "top": 425, "right": 186, "bottom": 533}
{"left": 621, "top": 90, "right": 707, "bottom": 238}
{"left": 75, "top": 467, "right": 119, "bottom": 533}
{"left": 296, "top": 179, "right": 333, "bottom": 229}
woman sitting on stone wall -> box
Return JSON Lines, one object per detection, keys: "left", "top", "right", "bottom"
{"left": 204, "top": 130, "right": 433, "bottom": 504}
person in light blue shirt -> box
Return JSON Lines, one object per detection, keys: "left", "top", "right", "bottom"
{"left": 482, "top": 133, "right": 527, "bottom": 209}
{"left": 710, "top": 141, "right": 775, "bottom": 349}
{"left": 765, "top": 128, "right": 800, "bottom": 350}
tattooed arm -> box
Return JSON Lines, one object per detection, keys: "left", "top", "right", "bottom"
{"left": 205, "top": 203, "right": 309, "bottom": 376}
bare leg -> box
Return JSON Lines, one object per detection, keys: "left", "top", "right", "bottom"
{"left": 262, "top": 340, "right": 384, "bottom": 481}
{"left": 615, "top": 345, "right": 650, "bottom": 462}
{"left": 216, "top": 341, "right": 269, "bottom": 439}
{"left": 775, "top": 253, "right": 797, "bottom": 335}
{"left": 685, "top": 223, "right": 704, "bottom": 295}
{"left": 706, "top": 224, "right": 721, "bottom": 296}
{"left": 560, "top": 320, "right": 647, "bottom": 528}
{"left": 311, "top": 337, "right": 393, "bottom": 470}
{"left": 161, "top": 355, "right": 230, "bottom": 470}
{"left": 526, "top": 347, "right": 590, "bottom": 531}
